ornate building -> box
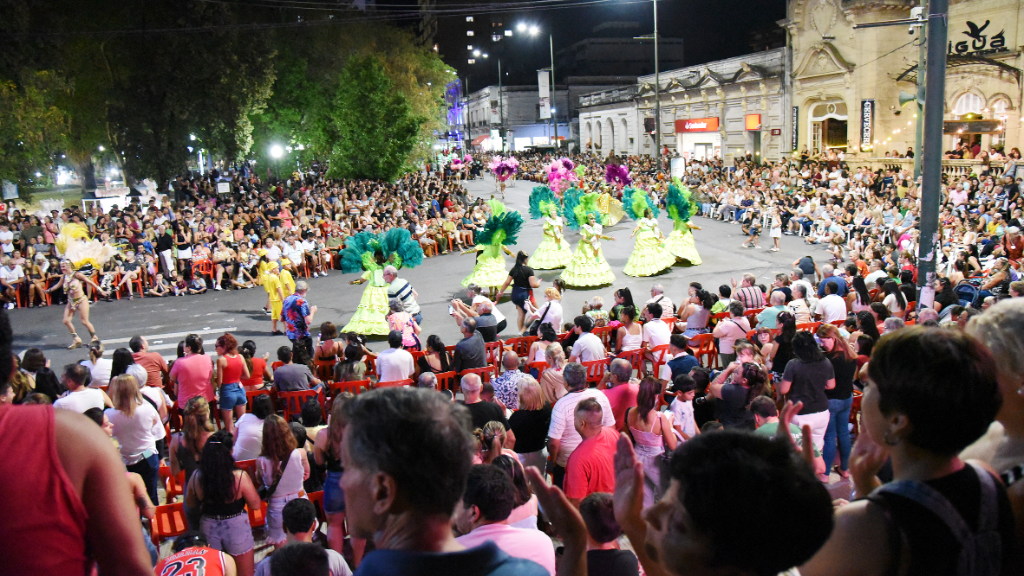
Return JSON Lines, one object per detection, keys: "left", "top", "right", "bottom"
{"left": 782, "top": 0, "right": 1023, "bottom": 157}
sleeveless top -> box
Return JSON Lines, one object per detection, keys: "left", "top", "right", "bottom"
{"left": 155, "top": 547, "right": 228, "bottom": 576}
{"left": 221, "top": 354, "right": 244, "bottom": 385}
{"left": 200, "top": 476, "right": 247, "bottom": 518}
{"left": 685, "top": 306, "right": 710, "bottom": 330}
{"left": 175, "top": 437, "right": 201, "bottom": 486}
{"left": 620, "top": 325, "right": 642, "bottom": 351}
{"left": 0, "top": 405, "right": 89, "bottom": 574}
{"left": 628, "top": 417, "right": 666, "bottom": 457}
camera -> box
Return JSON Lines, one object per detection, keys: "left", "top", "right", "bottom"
{"left": 694, "top": 396, "right": 710, "bottom": 406}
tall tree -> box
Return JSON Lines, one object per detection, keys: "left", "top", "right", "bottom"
{"left": 327, "top": 55, "right": 420, "bottom": 181}
{"left": 0, "top": 70, "right": 70, "bottom": 185}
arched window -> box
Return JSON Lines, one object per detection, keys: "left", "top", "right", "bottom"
{"left": 953, "top": 93, "right": 983, "bottom": 116}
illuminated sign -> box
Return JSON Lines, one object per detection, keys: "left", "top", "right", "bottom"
{"left": 745, "top": 114, "right": 762, "bottom": 131}
{"left": 675, "top": 117, "right": 720, "bottom": 133}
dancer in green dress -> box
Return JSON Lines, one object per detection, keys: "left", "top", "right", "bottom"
{"left": 560, "top": 193, "right": 616, "bottom": 287}
{"left": 528, "top": 186, "right": 573, "bottom": 269}
{"left": 622, "top": 187, "right": 676, "bottom": 277}
{"left": 462, "top": 200, "right": 523, "bottom": 297}
{"left": 341, "top": 228, "right": 424, "bottom": 336}
{"left": 664, "top": 180, "right": 703, "bottom": 266}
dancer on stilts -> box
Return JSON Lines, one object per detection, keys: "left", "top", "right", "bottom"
{"left": 341, "top": 228, "right": 424, "bottom": 336}
{"left": 622, "top": 187, "right": 675, "bottom": 277}
{"left": 462, "top": 199, "right": 523, "bottom": 299}
{"left": 560, "top": 193, "right": 616, "bottom": 288}
{"left": 665, "top": 180, "right": 703, "bottom": 266}
{"left": 49, "top": 223, "right": 116, "bottom": 348}
{"left": 528, "top": 186, "right": 572, "bottom": 269}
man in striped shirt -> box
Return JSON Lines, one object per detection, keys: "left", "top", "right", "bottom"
{"left": 731, "top": 273, "right": 765, "bottom": 310}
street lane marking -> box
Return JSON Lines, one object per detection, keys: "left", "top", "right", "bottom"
{"left": 103, "top": 327, "right": 238, "bottom": 345}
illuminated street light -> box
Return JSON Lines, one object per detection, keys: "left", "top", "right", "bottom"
{"left": 269, "top": 144, "right": 284, "bottom": 159}
{"left": 473, "top": 49, "right": 481, "bottom": 57}
{"left": 528, "top": 25, "right": 539, "bottom": 36}
{"left": 98, "top": 145, "right": 105, "bottom": 151}
{"left": 190, "top": 134, "right": 196, "bottom": 141}
{"left": 516, "top": 23, "right": 527, "bottom": 32}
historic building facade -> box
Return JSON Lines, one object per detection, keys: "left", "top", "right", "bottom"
{"left": 782, "top": 0, "right": 1024, "bottom": 157}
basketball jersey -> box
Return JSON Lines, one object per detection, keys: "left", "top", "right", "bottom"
{"left": 154, "top": 547, "right": 228, "bottom": 576}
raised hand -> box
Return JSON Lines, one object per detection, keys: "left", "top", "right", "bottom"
{"left": 849, "top": 431, "right": 889, "bottom": 497}
{"left": 612, "top": 433, "right": 645, "bottom": 532}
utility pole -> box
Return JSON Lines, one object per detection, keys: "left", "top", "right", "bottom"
{"left": 550, "top": 34, "right": 558, "bottom": 149}
{"left": 917, "top": 0, "right": 948, "bottom": 300}
{"left": 653, "top": 0, "right": 661, "bottom": 172}
{"left": 913, "top": 1, "right": 927, "bottom": 179}
{"left": 498, "top": 59, "right": 505, "bottom": 152}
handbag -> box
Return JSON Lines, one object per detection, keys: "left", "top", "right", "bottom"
{"left": 525, "top": 302, "right": 551, "bottom": 337}
{"left": 258, "top": 453, "right": 292, "bottom": 501}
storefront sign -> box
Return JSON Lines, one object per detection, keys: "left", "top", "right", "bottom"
{"left": 948, "top": 20, "right": 1007, "bottom": 56}
{"left": 745, "top": 114, "right": 762, "bottom": 131}
{"left": 675, "top": 117, "right": 720, "bottom": 133}
{"left": 771, "top": 128, "right": 782, "bottom": 136}
{"left": 860, "top": 100, "right": 874, "bottom": 152}
{"left": 791, "top": 107, "right": 799, "bottom": 150}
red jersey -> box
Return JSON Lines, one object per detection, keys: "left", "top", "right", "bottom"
{"left": 155, "top": 547, "right": 228, "bottom": 576}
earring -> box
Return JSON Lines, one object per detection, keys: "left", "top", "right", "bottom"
{"left": 883, "top": 431, "right": 900, "bottom": 447}
{"left": 1018, "top": 385, "right": 1024, "bottom": 397}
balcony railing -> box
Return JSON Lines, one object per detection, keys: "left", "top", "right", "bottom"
{"left": 848, "top": 157, "right": 1007, "bottom": 179}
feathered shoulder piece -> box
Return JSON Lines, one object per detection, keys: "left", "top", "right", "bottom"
{"left": 605, "top": 163, "right": 632, "bottom": 186}
{"left": 381, "top": 227, "right": 424, "bottom": 269}
{"left": 573, "top": 193, "right": 604, "bottom": 229}
{"left": 487, "top": 199, "right": 506, "bottom": 217}
{"left": 529, "top": 186, "right": 560, "bottom": 219}
{"left": 623, "top": 187, "right": 659, "bottom": 220}
{"left": 562, "top": 187, "right": 585, "bottom": 229}
{"left": 340, "top": 231, "right": 377, "bottom": 273}
{"left": 476, "top": 205, "right": 523, "bottom": 247}
{"left": 666, "top": 183, "right": 692, "bottom": 224}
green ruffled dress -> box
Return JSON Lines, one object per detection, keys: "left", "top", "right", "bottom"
{"left": 342, "top": 268, "right": 390, "bottom": 336}
{"left": 530, "top": 217, "right": 573, "bottom": 270}
{"left": 623, "top": 218, "right": 675, "bottom": 277}
{"left": 462, "top": 243, "right": 508, "bottom": 288}
{"left": 665, "top": 220, "right": 702, "bottom": 266}
{"left": 561, "top": 224, "right": 616, "bottom": 287}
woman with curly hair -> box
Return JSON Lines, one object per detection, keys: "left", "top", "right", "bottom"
{"left": 258, "top": 414, "right": 310, "bottom": 548}
{"left": 185, "top": 430, "right": 261, "bottom": 576}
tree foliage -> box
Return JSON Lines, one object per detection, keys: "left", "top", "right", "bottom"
{"left": 0, "top": 70, "right": 70, "bottom": 185}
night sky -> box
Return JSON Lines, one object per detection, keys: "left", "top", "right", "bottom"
{"left": 433, "top": 0, "right": 788, "bottom": 85}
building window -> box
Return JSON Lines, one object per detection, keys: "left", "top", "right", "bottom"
{"left": 468, "top": 58, "right": 476, "bottom": 64}
{"left": 953, "top": 93, "right": 983, "bottom": 117}
{"left": 466, "top": 16, "right": 473, "bottom": 22}
{"left": 468, "top": 45, "right": 473, "bottom": 50}
{"left": 505, "top": 30, "right": 513, "bottom": 37}
{"left": 492, "top": 34, "right": 501, "bottom": 42}
{"left": 467, "top": 30, "right": 474, "bottom": 36}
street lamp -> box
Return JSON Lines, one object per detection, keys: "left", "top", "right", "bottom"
{"left": 518, "top": 23, "right": 559, "bottom": 149}
{"left": 269, "top": 144, "right": 284, "bottom": 159}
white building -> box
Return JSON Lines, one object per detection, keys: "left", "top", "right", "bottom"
{"left": 465, "top": 85, "right": 570, "bottom": 151}
{"left": 579, "top": 48, "right": 789, "bottom": 162}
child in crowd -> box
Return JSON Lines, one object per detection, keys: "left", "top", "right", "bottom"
{"left": 172, "top": 275, "right": 188, "bottom": 296}
{"left": 147, "top": 273, "right": 170, "bottom": 297}
{"left": 188, "top": 276, "right": 207, "bottom": 295}
{"left": 665, "top": 373, "right": 698, "bottom": 442}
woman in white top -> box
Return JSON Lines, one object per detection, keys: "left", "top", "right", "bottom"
{"left": 258, "top": 414, "right": 310, "bottom": 548}
{"left": 233, "top": 393, "right": 274, "bottom": 462}
{"left": 527, "top": 322, "right": 560, "bottom": 366}
{"left": 105, "top": 374, "right": 161, "bottom": 505}
{"left": 615, "top": 305, "right": 643, "bottom": 353}
{"left": 525, "top": 286, "right": 564, "bottom": 335}
{"left": 881, "top": 279, "right": 907, "bottom": 318}
{"left": 83, "top": 343, "right": 112, "bottom": 388}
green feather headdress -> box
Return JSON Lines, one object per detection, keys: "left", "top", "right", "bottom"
{"left": 573, "top": 193, "right": 604, "bottom": 228}
{"left": 623, "top": 187, "right": 660, "bottom": 220}
{"left": 529, "top": 186, "right": 561, "bottom": 219}
{"left": 476, "top": 204, "right": 523, "bottom": 247}
{"left": 340, "top": 229, "right": 424, "bottom": 273}
{"left": 666, "top": 183, "right": 692, "bottom": 224}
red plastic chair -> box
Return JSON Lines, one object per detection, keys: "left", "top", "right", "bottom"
{"left": 235, "top": 459, "right": 259, "bottom": 487}
{"left": 435, "top": 371, "right": 458, "bottom": 392}
{"left": 192, "top": 260, "right": 214, "bottom": 286}
{"left": 245, "top": 390, "right": 271, "bottom": 413}
{"left": 159, "top": 465, "right": 186, "bottom": 504}
{"left": 616, "top": 349, "right": 644, "bottom": 375}
{"left": 308, "top": 490, "right": 327, "bottom": 524}
{"left": 796, "top": 322, "right": 821, "bottom": 332}
{"left": 278, "top": 389, "right": 319, "bottom": 422}
{"left": 690, "top": 334, "right": 719, "bottom": 369}
{"left": 151, "top": 502, "right": 187, "bottom": 546}
{"left": 314, "top": 358, "right": 337, "bottom": 381}
{"left": 364, "top": 353, "right": 378, "bottom": 381}
{"left": 329, "top": 379, "right": 371, "bottom": 397}
{"left": 504, "top": 336, "right": 537, "bottom": 357}
{"left": 376, "top": 379, "right": 413, "bottom": 388}
{"left": 593, "top": 326, "right": 615, "bottom": 351}
{"left": 118, "top": 272, "right": 145, "bottom": 299}
{"left": 527, "top": 361, "right": 549, "bottom": 376}
{"left": 458, "top": 365, "right": 494, "bottom": 384}
{"left": 582, "top": 357, "right": 611, "bottom": 386}
{"left": 647, "top": 344, "right": 671, "bottom": 378}
{"left": 246, "top": 501, "right": 268, "bottom": 528}
{"left": 485, "top": 341, "right": 504, "bottom": 377}
{"left": 850, "top": 390, "right": 863, "bottom": 438}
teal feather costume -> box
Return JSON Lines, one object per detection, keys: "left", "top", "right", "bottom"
{"left": 528, "top": 186, "right": 572, "bottom": 269}
{"left": 341, "top": 230, "right": 424, "bottom": 336}
{"left": 665, "top": 181, "right": 702, "bottom": 265}
{"left": 462, "top": 200, "right": 523, "bottom": 288}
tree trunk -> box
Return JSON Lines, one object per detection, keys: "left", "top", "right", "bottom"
{"left": 78, "top": 158, "right": 97, "bottom": 191}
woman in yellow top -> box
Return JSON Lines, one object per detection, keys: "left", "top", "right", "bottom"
{"left": 265, "top": 266, "right": 286, "bottom": 335}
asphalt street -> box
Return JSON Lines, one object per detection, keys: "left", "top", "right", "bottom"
{"left": 15, "top": 175, "right": 833, "bottom": 367}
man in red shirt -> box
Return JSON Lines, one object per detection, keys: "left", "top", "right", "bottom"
{"left": 129, "top": 335, "right": 168, "bottom": 389}
{"left": 155, "top": 532, "right": 236, "bottom": 576}
{"left": 563, "top": 398, "right": 619, "bottom": 507}
{"left": 600, "top": 359, "right": 638, "bottom": 432}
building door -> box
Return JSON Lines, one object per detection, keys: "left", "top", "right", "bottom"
{"left": 808, "top": 101, "right": 848, "bottom": 154}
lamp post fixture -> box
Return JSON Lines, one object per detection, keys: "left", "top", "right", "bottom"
{"left": 635, "top": 0, "right": 662, "bottom": 172}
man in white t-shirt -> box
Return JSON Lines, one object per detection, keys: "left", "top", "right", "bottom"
{"left": 375, "top": 330, "right": 415, "bottom": 382}
{"left": 54, "top": 364, "right": 112, "bottom": 413}
{"left": 569, "top": 315, "right": 606, "bottom": 363}
{"left": 0, "top": 256, "right": 24, "bottom": 309}
{"left": 666, "top": 374, "right": 698, "bottom": 441}
{"left": 0, "top": 224, "right": 13, "bottom": 255}
{"left": 642, "top": 302, "right": 672, "bottom": 362}
{"left": 815, "top": 282, "right": 847, "bottom": 323}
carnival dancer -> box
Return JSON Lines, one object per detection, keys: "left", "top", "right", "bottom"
{"left": 462, "top": 199, "right": 522, "bottom": 298}
{"left": 528, "top": 186, "right": 573, "bottom": 269}
{"left": 622, "top": 188, "right": 675, "bottom": 277}
{"left": 665, "top": 181, "right": 703, "bottom": 266}
{"left": 48, "top": 260, "right": 108, "bottom": 348}
{"left": 489, "top": 156, "right": 518, "bottom": 197}
{"left": 49, "top": 223, "right": 117, "bottom": 348}
{"left": 342, "top": 228, "right": 424, "bottom": 336}
{"left": 561, "top": 193, "right": 616, "bottom": 287}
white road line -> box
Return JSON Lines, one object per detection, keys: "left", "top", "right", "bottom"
{"left": 104, "top": 327, "right": 238, "bottom": 345}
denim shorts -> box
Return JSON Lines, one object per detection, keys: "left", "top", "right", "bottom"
{"left": 511, "top": 287, "right": 532, "bottom": 311}
{"left": 219, "top": 383, "right": 247, "bottom": 409}
{"left": 324, "top": 470, "right": 346, "bottom": 514}
{"left": 201, "top": 512, "right": 254, "bottom": 555}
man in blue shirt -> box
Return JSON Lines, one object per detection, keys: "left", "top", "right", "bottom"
{"left": 816, "top": 264, "right": 848, "bottom": 298}
{"left": 281, "top": 281, "right": 317, "bottom": 361}
{"left": 343, "top": 388, "right": 548, "bottom": 576}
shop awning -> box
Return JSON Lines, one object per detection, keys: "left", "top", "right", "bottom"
{"left": 471, "top": 135, "right": 491, "bottom": 146}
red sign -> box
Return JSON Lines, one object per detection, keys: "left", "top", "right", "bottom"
{"left": 771, "top": 128, "right": 782, "bottom": 136}
{"left": 675, "top": 117, "right": 720, "bottom": 133}
{"left": 745, "top": 114, "right": 762, "bottom": 131}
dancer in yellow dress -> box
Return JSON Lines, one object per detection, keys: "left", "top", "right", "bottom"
{"left": 622, "top": 188, "right": 676, "bottom": 277}
{"left": 342, "top": 229, "right": 424, "bottom": 336}
{"left": 664, "top": 181, "right": 703, "bottom": 266}
{"left": 462, "top": 200, "right": 522, "bottom": 297}
{"left": 528, "top": 186, "right": 573, "bottom": 269}
{"left": 560, "top": 193, "right": 616, "bottom": 287}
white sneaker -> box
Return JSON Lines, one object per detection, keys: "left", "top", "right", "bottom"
{"left": 5, "top": 303, "right": 13, "bottom": 310}
{"left": 214, "top": 285, "right": 222, "bottom": 291}
{"left": 312, "top": 272, "right": 319, "bottom": 278}
{"left": 320, "top": 271, "right": 328, "bottom": 277}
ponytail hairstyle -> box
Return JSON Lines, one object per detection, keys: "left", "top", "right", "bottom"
{"left": 474, "top": 420, "right": 506, "bottom": 458}
{"left": 739, "top": 362, "right": 769, "bottom": 408}
{"left": 183, "top": 396, "right": 215, "bottom": 452}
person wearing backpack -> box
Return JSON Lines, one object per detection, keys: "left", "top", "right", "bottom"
{"left": 799, "top": 327, "right": 1020, "bottom": 576}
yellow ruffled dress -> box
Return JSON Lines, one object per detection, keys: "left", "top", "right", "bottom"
{"left": 530, "top": 217, "right": 573, "bottom": 269}
{"left": 342, "top": 268, "right": 390, "bottom": 336}
{"left": 461, "top": 244, "right": 508, "bottom": 288}
{"left": 561, "top": 223, "right": 616, "bottom": 287}
{"left": 623, "top": 218, "right": 675, "bottom": 277}
{"left": 597, "top": 193, "right": 626, "bottom": 226}
{"left": 665, "top": 220, "right": 702, "bottom": 266}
